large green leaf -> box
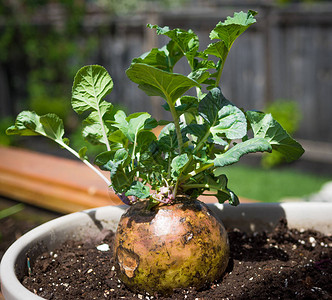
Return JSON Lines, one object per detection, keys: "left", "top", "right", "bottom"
{"left": 246, "top": 111, "right": 305, "bottom": 162}
{"left": 71, "top": 65, "right": 113, "bottom": 114}
{"left": 209, "top": 10, "right": 257, "bottom": 50}
{"left": 71, "top": 65, "right": 114, "bottom": 149}
{"left": 6, "top": 111, "right": 66, "bottom": 145}
{"left": 198, "top": 87, "right": 247, "bottom": 145}
{"left": 210, "top": 105, "right": 247, "bottom": 140}
{"left": 126, "top": 63, "right": 199, "bottom": 104}
{"left": 214, "top": 138, "right": 272, "bottom": 167}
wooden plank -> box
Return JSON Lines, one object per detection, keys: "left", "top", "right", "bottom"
{"left": 0, "top": 146, "right": 122, "bottom": 213}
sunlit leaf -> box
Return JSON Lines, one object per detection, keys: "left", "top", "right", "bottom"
{"left": 126, "top": 63, "right": 199, "bottom": 104}
{"left": 209, "top": 10, "right": 257, "bottom": 49}
{"left": 246, "top": 111, "right": 304, "bottom": 162}
{"left": 214, "top": 138, "right": 272, "bottom": 167}
{"left": 6, "top": 111, "right": 66, "bottom": 145}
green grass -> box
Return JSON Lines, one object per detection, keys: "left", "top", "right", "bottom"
{"left": 222, "top": 165, "right": 332, "bottom": 203}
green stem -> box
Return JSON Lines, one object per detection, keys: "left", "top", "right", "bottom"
{"left": 60, "top": 142, "right": 112, "bottom": 187}
{"left": 168, "top": 100, "right": 183, "bottom": 154}
{"left": 193, "top": 129, "right": 211, "bottom": 155}
{"left": 177, "top": 128, "right": 213, "bottom": 186}
{"left": 182, "top": 183, "right": 208, "bottom": 189}
{"left": 214, "top": 52, "right": 229, "bottom": 87}
{"left": 181, "top": 162, "right": 214, "bottom": 182}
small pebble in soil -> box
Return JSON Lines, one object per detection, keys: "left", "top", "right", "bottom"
{"left": 96, "top": 243, "right": 110, "bottom": 251}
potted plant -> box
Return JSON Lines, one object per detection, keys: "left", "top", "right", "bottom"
{"left": 3, "top": 10, "right": 327, "bottom": 299}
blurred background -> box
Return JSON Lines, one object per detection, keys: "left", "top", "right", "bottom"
{"left": 0, "top": 0, "right": 332, "bottom": 203}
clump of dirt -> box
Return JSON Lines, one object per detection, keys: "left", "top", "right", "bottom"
{"left": 22, "top": 219, "right": 332, "bottom": 299}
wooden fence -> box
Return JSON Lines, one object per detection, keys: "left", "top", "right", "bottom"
{"left": 1, "top": 2, "right": 332, "bottom": 144}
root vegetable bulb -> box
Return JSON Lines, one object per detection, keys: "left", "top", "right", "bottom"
{"left": 114, "top": 199, "right": 229, "bottom": 295}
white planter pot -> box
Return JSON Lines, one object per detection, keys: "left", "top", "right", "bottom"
{"left": 1, "top": 202, "right": 331, "bottom": 300}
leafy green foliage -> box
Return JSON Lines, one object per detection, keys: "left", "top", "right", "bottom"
{"left": 246, "top": 111, "right": 304, "bottom": 162}
{"left": 6, "top": 10, "right": 304, "bottom": 206}
{"left": 6, "top": 111, "right": 66, "bottom": 146}
{"left": 126, "top": 63, "right": 199, "bottom": 104}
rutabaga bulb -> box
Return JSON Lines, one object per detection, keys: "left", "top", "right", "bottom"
{"left": 114, "top": 199, "right": 230, "bottom": 295}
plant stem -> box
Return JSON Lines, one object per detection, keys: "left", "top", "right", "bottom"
{"left": 181, "top": 162, "right": 214, "bottom": 182}
{"left": 60, "top": 142, "right": 112, "bottom": 187}
{"left": 193, "top": 129, "right": 211, "bottom": 155}
{"left": 214, "top": 53, "right": 229, "bottom": 88}
{"left": 168, "top": 100, "right": 183, "bottom": 154}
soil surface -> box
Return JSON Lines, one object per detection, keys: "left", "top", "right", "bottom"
{"left": 22, "top": 219, "right": 332, "bottom": 300}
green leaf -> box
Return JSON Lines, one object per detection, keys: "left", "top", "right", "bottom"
{"left": 184, "top": 124, "right": 208, "bottom": 140}
{"left": 158, "top": 123, "right": 188, "bottom": 154}
{"left": 197, "top": 87, "right": 247, "bottom": 145}
{"left": 171, "top": 154, "right": 189, "bottom": 178}
{"left": 125, "top": 181, "right": 150, "bottom": 199}
{"left": 208, "top": 174, "right": 240, "bottom": 206}
{"left": 71, "top": 65, "right": 113, "bottom": 114}
{"left": 246, "top": 111, "right": 305, "bottom": 162}
{"left": 209, "top": 10, "right": 257, "bottom": 50}
{"left": 126, "top": 63, "right": 199, "bottom": 104}
{"left": 211, "top": 104, "right": 247, "bottom": 140}
{"left": 95, "top": 149, "right": 128, "bottom": 175}
{"left": 108, "top": 129, "right": 128, "bottom": 146}
{"left": 182, "top": 173, "right": 239, "bottom": 206}
{"left": 71, "top": 65, "right": 113, "bottom": 150}
{"left": 137, "top": 131, "right": 157, "bottom": 152}
{"left": 82, "top": 123, "right": 107, "bottom": 145}
{"left": 94, "top": 149, "right": 131, "bottom": 193}
{"left": 204, "top": 41, "right": 228, "bottom": 60}
{"left": 113, "top": 111, "right": 154, "bottom": 144}
{"left": 217, "top": 189, "right": 239, "bottom": 206}
{"left": 188, "top": 69, "right": 211, "bottom": 84}
{"left": 214, "top": 138, "right": 272, "bottom": 167}
{"left": 148, "top": 24, "right": 200, "bottom": 68}
{"left": 133, "top": 48, "right": 172, "bottom": 72}
{"left": 199, "top": 88, "right": 229, "bottom": 125}
{"left": 158, "top": 123, "right": 178, "bottom": 153}
{"left": 6, "top": 111, "right": 66, "bottom": 145}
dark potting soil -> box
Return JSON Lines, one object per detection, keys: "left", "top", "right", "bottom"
{"left": 22, "top": 219, "right": 332, "bottom": 300}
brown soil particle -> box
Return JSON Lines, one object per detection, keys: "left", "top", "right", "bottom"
{"left": 22, "top": 219, "right": 332, "bottom": 299}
